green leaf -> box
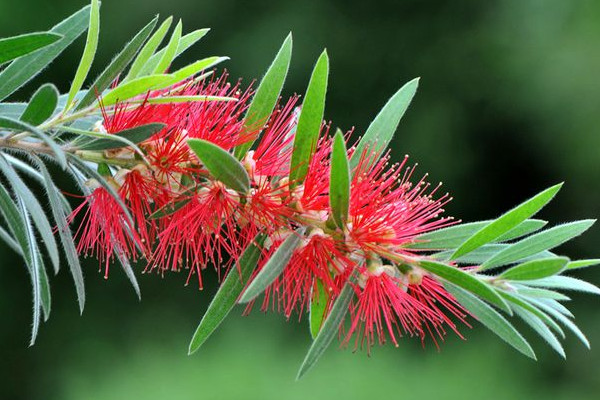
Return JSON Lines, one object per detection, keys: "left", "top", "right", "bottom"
{"left": 129, "top": 95, "right": 237, "bottom": 104}
{"left": 0, "top": 225, "right": 21, "bottom": 254}
{"left": 349, "top": 78, "right": 419, "bottom": 172}
{"left": 0, "top": 4, "right": 91, "bottom": 101}
{"left": 0, "top": 183, "right": 28, "bottom": 256}
{"left": 512, "top": 286, "right": 570, "bottom": 301}
{"left": 0, "top": 102, "right": 27, "bottom": 119}
{"left": 76, "top": 122, "right": 165, "bottom": 150}
{"left": 169, "top": 56, "right": 229, "bottom": 82}
{"left": 497, "top": 219, "right": 549, "bottom": 242}
{"left": 32, "top": 156, "right": 85, "bottom": 313}
{"left": 0, "top": 155, "right": 60, "bottom": 273}
{"left": 239, "top": 227, "right": 306, "bottom": 303}
{"left": 187, "top": 138, "right": 250, "bottom": 193}
{"left": 419, "top": 260, "right": 511, "bottom": 313}
{"left": 76, "top": 16, "right": 159, "bottom": 110}
{"left": 0, "top": 32, "right": 62, "bottom": 65}
{"left": 451, "top": 184, "right": 563, "bottom": 260}
{"left": 114, "top": 243, "right": 141, "bottom": 299}
{"left": 100, "top": 74, "right": 176, "bottom": 106}
{"left": 512, "top": 306, "right": 565, "bottom": 358}
{"left": 309, "top": 279, "right": 329, "bottom": 339}
{"left": 152, "top": 19, "right": 181, "bottom": 74}
{"left": 140, "top": 28, "right": 210, "bottom": 75}
{"left": 234, "top": 33, "right": 293, "bottom": 160}
{"left": 409, "top": 219, "right": 547, "bottom": 250}
{"left": 289, "top": 50, "right": 329, "bottom": 186}
{"left": 435, "top": 244, "right": 555, "bottom": 265}
{"left": 481, "top": 220, "right": 595, "bottom": 270}
{"left": 20, "top": 83, "right": 59, "bottom": 125}
{"left": 124, "top": 16, "right": 173, "bottom": 81}
{"left": 66, "top": 0, "right": 100, "bottom": 110}
{"left": 566, "top": 259, "right": 600, "bottom": 270}
{"left": 521, "top": 276, "right": 600, "bottom": 295}
{"left": 37, "top": 249, "right": 51, "bottom": 322}
{"left": 498, "top": 290, "right": 565, "bottom": 337}
{"left": 500, "top": 257, "right": 568, "bottom": 281}
{"left": 297, "top": 279, "right": 354, "bottom": 380}
{"left": 329, "top": 130, "right": 350, "bottom": 229}
{"left": 17, "top": 197, "right": 43, "bottom": 346}
{"left": 445, "top": 282, "right": 536, "bottom": 359}
{"left": 0, "top": 116, "right": 66, "bottom": 168}
{"left": 526, "top": 297, "right": 590, "bottom": 348}
{"left": 188, "top": 234, "right": 265, "bottom": 354}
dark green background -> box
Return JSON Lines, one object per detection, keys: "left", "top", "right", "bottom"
{"left": 1, "top": 0, "right": 599, "bottom": 399}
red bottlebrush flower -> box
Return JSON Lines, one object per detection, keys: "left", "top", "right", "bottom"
{"left": 344, "top": 265, "right": 468, "bottom": 352}
{"left": 69, "top": 187, "right": 141, "bottom": 278}
{"left": 182, "top": 73, "right": 256, "bottom": 150}
{"left": 145, "top": 130, "right": 195, "bottom": 189}
{"left": 149, "top": 181, "right": 245, "bottom": 288}
{"left": 258, "top": 230, "right": 352, "bottom": 318}
{"left": 99, "top": 93, "right": 184, "bottom": 135}
{"left": 295, "top": 124, "right": 334, "bottom": 213}
{"left": 250, "top": 96, "right": 299, "bottom": 177}
{"left": 117, "top": 167, "right": 170, "bottom": 251}
{"left": 348, "top": 152, "right": 454, "bottom": 257}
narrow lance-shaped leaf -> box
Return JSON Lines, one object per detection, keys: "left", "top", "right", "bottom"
{"left": 124, "top": 16, "right": 173, "bottom": 81}
{"left": 0, "top": 4, "right": 91, "bottom": 101}
{"left": 0, "top": 155, "right": 60, "bottom": 272}
{"left": 152, "top": 19, "right": 181, "bottom": 74}
{"left": 409, "top": 219, "right": 547, "bottom": 250}
{"left": 329, "top": 130, "right": 350, "bottom": 229}
{"left": 297, "top": 278, "right": 355, "bottom": 380}
{"left": 76, "top": 16, "right": 159, "bottom": 110}
{"left": 234, "top": 33, "right": 293, "bottom": 159}
{"left": 349, "top": 78, "right": 419, "bottom": 172}
{"left": 289, "top": 50, "right": 329, "bottom": 187}
{"left": 512, "top": 306, "right": 565, "bottom": 358}
{"left": 16, "top": 197, "right": 42, "bottom": 346}
{"left": 74, "top": 122, "right": 166, "bottom": 151}
{"left": 531, "top": 298, "right": 590, "bottom": 348}
{"left": 444, "top": 282, "right": 536, "bottom": 359}
{"left": 0, "top": 183, "right": 29, "bottom": 256}
{"left": 481, "top": 220, "right": 595, "bottom": 270}
{"left": 189, "top": 234, "right": 265, "bottom": 354}
{"left": 140, "top": 28, "right": 210, "bottom": 75}
{"left": 239, "top": 227, "right": 307, "bottom": 303}
{"left": 566, "top": 259, "right": 600, "bottom": 270}
{"left": 500, "top": 257, "right": 568, "bottom": 281}
{"left": 452, "top": 184, "right": 563, "bottom": 260}
{"left": 309, "top": 279, "right": 329, "bottom": 339}
{"left": 65, "top": 0, "right": 100, "bottom": 110}
{"left": 187, "top": 138, "right": 250, "bottom": 193}
{"left": 169, "top": 56, "right": 228, "bottom": 82}
{"left": 33, "top": 156, "right": 85, "bottom": 313}
{"left": 20, "top": 83, "right": 59, "bottom": 125}
{"left": 99, "top": 74, "right": 176, "bottom": 106}
{"left": 520, "top": 275, "right": 600, "bottom": 296}
{"left": 0, "top": 116, "right": 66, "bottom": 168}
{"left": 419, "top": 260, "right": 512, "bottom": 313}
{"left": 0, "top": 32, "right": 62, "bottom": 65}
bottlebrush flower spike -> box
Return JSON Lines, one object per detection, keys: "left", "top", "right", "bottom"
{"left": 348, "top": 151, "right": 454, "bottom": 257}
{"left": 68, "top": 186, "right": 142, "bottom": 278}
{"left": 344, "top": 264, "right": 468, "bottom": 352}
{"left": 183, "top": 73, "right": 256, "bottom": 150}
{"left": 3, "top": 7, "right": 595, "bottom": 376}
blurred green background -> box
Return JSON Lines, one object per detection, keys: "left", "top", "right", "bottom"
{"left": 1, "top": 0, "right": 599, "bottom": 399}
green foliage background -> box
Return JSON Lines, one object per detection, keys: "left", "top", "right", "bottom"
{"left": 1, "top": 0, "right": 599, "bottom": 398}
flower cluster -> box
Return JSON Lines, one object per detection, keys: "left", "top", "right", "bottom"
{"left": 69, "top": 72, "right": 470, "bottom": 351}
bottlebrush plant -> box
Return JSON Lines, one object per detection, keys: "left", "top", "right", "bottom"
{"left": 1, "top": 0, "right": 598, "bottom": 379}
